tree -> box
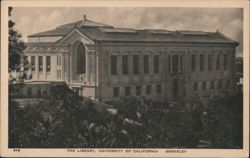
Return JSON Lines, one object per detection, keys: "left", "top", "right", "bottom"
{"left": 8, "top": 7, "right": 26, "bottom": 71}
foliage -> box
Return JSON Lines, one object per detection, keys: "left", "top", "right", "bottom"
{"left": 201, "top": 90, "right": 243, "bottom": 148}
{"left": 9, "top": 85, "right": 242, "bottom": 148}
{"left": 8, "top": 7, "right": 26, "bottom": 71}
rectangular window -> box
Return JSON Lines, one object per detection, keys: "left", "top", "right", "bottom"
{"left": 27, "top": 87, "right": 32, "bottom": 96}
{"left": 172, "top": 55, "right": 179, "bottom": 73}
{"left": 226, "top": 80, "right": 230, "bottom": 88}
{"left": 200, "top": 54, "right": 204, "bottom": 71}
{"left": 31, "top": 56, "right": 35, "bottom": 71}
{"left": 154, "top": 55, "right": 160, "bottom": 73}
{"left": 210, "top": 81, "right": 214, "bottom": 89}
{"left": 216, "top": 54, "right": 221, "bottom": 70}
{"left": 218, "top": 80, "right": 222, "bottom": 89}
{"left": 143, "top": 55, "right": 149, "bottom": 74}
{"left": 146, "top": 85, "right": 152, "bottom": 95}
{"left": 38, "top": 56, "right": 43, "bottom": 71}
{"left": 46, "top": 56, "right": 51, "bottom": 72}
{"left": 168, "top": 55, "right": 171, "bottom": 72}
{"left": 194, "top": 82, "right": 198, "bottom": 91}
{"left": 180, "top": 54, "right": 183, "bottom": 72}
{"left": 125, "top": 87, "right": 131, "bottom": 96}
{"left": 57, "top": 70, "right": 61, "bottom": 79}
{"left": 122, "top": 55, "right": 129, "bottom": 74}
{"left": 208, "top": 54, "right": 213, "bottom": 71}
{"left": 133, "top": 55, "right": 139, "bottom": 74}
{"left": 202, "top": 81, "right": 206, "bottom": 90}
{"left": 224, "top": 54, "right": 228, "bottom": 70}
{"left": 156, "top": 84, "right": 162, "bottom": 95}
{"left": 191, "top": 54, "right": 196, "bottom": 71}
{"left": 57, "top": 56, "right": 61, "bottom": 66}
{"left": 135, "top": 85, "right": 141, "bottom": 96}
{"left": 111, "top": 55, "right": 118, "bottom": 75}
{"left": 113, "top": 87, "right": 120, "bottom": 97}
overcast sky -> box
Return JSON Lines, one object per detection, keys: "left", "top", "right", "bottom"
{"left": 11, "top": 7, "right": 243, "bottom": 56}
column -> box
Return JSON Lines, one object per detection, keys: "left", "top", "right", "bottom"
{"left": 86, "top": 52, "right": 91, "bottom": 83}
{"left": 35, "top": 56, "right": 39, "bottom": 80}
{"left": 43, "top": 56, "right": 47, "bottom": 80}
{"left": 69, "top": 53, "right": 72, "bottom": 83}
{"left": 61, "top": 52, "right": 65, "bottom": 81}
{"left": 96, "top": 52, "right": 99, "bottom": 85}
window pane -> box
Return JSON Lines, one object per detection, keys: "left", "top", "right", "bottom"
{"left": 210, "top": 81, "right": 214, "bottom": 89}
{"left": 194, "top": 82, "right": 198, "bottom": 91}
{"left": 172, "top": 55, "right": 179, "bottom": 72}
{"left": 46, "top": 56, "right": 51, "bottom": 72}
{"left": 31, "top": 56, "right": 35, "bottom": 71}
{"left": 208, "top": 54, "right": 213, "bottom": 71}
{"left": 218, "top": 80, "right": 222, "bottom": 89}
{"left": 154, "top": 55, "right": 160, "bottom": 73}
{"left": 146, "top": 85, "right": 151, "bottom": 95}
{"left": 77, "top": 43, "right": 86, "bottom": 74}
{"left": 135, "top": 86, "right": 141, "bottom": 95}
{"left": 202, "top": 81, "right": 206, "bottom": 90}
{"left": 200, "top": 54, "right": 204, "bottom": 71}
{"left": 38, "top": 56, "right": 43, "bottom": 71}
{"left": 122, "top": 55, "right": 129, "bottom": 74}
{"left": 191, "top": 54, "right": 196, "bottom": 71}
{"left": 216, "top": 54, "right": 220, "bottom": 70}
{"left": 156, "top": 84, "right": 162, "bottom": 94}
{"left": 111, "top": 55, "right": 118, "bottom": 75}
{"left": 133, "top": 55, "right": 139, "bottom": 74}
{"left": 143, "top": 55, "right": 149, "bottom": 74}
{"left": 125, "top": 87, "right": 131, "bottom": 96}
{"left": 113, "top": 87, "right": 119, "bottom": 97}
{"left": 224, "top": 54, "right": 228, "bottom": 70}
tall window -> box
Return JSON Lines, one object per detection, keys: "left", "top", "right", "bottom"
{"left": 200, "top": 54, "right": 204, "bottom": 71}
{"left": 210, "top": 81, "right": 214, "bottom": 89}
{"left": 194, "top": 82, "right": 198, "bottom": 91}
{"left": 172, "top": 55, "right": 179, "bottom": 73}
{"left": 111, "top": 55, "right": 118, "bottom": 75}
{"left": 113, "top": 87, "right": 120, "bottom": 97}
{"left": 202, "top": 81, "right": 206, "bottom": 90}
{"left": 57, "top": 56, "right": 61, "bottom": 66}
{"left": 156, "top": 84, "right": 162, "bottom": 95}
{"left": 226, "top": 80, "right": 230, "bottom": 88}
{"left": 154, "top": 55, "right": 160, "bottom": 73}
{"left": 125, "top": 87, "right": 131, "bottom": 96}
{"left": 146, "top": 85, "right": 152, "bottom": 95}
{"left": 191, "top": 54, "right": 196, "bottom": 71}
{"left": 46, "top": 56, "right": 51, "bottom": 72}
{"left": 133, "top": 55, "right": 139, "bottom": 74}
{"left": 218, "top": 80, "right": 222, "bottom": 89}
{"left": 143, "top": 55, "right": 149, "bottom": 74}
{"left": 122, "top": 55, "right": 129, "bottom": 74}
{"left": 216, "top": 54, "right": 220, "bottom": 70}
{"left": 31, "top": 56, "right": 35, "bottom": 71}
{"left": 224, "top": 54, "right": 228, "bottom": 70}
{"left": 38, "top": 56, "right": 43, "bottom": 72}
{"left": 135, "top": 86, "right": 141, "bottom": 96}
{"left": 208, "top": 54, "right": 213, "bottom": 71}
{"left": 76, "top": 43, "right": 86, "bottom": 74}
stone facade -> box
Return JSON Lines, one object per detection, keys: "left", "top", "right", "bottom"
{"left": 23, "top": 17, "right": 238, "bottom": 102}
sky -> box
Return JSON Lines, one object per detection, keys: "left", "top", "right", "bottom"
{"left": 11, "top": 7, "right": 243, "bottom": 56}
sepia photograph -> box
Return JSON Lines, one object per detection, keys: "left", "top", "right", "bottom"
{"left": 1, "top": 0, "right": 249, "bottom": 157}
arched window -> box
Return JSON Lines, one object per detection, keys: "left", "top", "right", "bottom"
{"left": 76, "top": 43, "right": 86, "bottom": 74}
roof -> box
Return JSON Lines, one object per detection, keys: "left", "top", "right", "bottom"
{"left": 27, "top": 18, "right": 238, "bottom": 45}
